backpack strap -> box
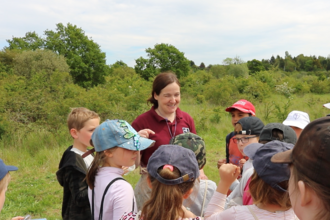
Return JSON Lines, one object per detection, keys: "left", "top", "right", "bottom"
{"left": 92, "top": 177, "right": 127, "bottom": 220}
{"left": 247, "top": 206, "right": 259, "bottom": 220}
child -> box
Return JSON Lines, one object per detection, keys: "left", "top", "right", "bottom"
{"left": 56, "top": 107, "right": 100, "bottom": 220}
{"left": 86, "top": 119, "right": 155, "bottom": 220}
{"left": 225, "top": 123, "right": 297, "bottom": 208}
{"left": 217, "top": 99, "right": 256, "bottom": 168}
{"left": 283, "top": 110, "right": 310, "bottom": 138}
{"left": 205, "top": 141, "right": 297, "bottom": 219}
{"left": 272, "top": 116, "right": 330, "bottom": 220}
{"left": 171, "top": 132, "right": 217, "bottom": 216}
{"left": 232, "top": 116, "right": 264, "bottom": 172}
{"left": 120, "top": 144, "right": 202, "bottom": 220}
{"left": 0, "top": 159, "right": 24, "bottom": 220}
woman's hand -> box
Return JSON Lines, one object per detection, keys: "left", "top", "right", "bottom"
{"left": 11, "top": 217, "right": 24, "bottom": 220}
{"left": 138, "top": 129, "right": 155, "bottom": 138}
{"left": 217, "top": 158, "right": 226, "bottom": 169}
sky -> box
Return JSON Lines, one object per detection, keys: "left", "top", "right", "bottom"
{"left": 1, "top": 0, "right": 330, "bottom": 67}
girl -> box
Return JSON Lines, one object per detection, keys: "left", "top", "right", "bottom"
{"left": 205, "top": 141, "right": 298, "bottom": 220}
{"left": 272, "top": 116, "right": 330, "bottom": 220}
{"left": 86, "top": 119, "right": 154, "bottom": 220}
{"left": 120, "top": 144, "right": 203, "bottom": 220}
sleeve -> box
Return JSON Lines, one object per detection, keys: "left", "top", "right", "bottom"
{"left": 186, "top": 113, "right": 196, "bottom": 134}
{"left": 112, "top": 181, "right": 137, "bottom": 220}
{"left": 132, "top": 115, "right": 145, "bottom": 132}
{"left": 204, "top": 191, "right": 237, "bottom": 220}
{"left": 65, "top": 167, "right": 90, "bottom": 207}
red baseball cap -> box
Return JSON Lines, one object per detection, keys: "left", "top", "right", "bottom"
{"left": 225, "top": 99, "right": 256, "bottom": 116}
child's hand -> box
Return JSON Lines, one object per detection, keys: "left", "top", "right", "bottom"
{"left": 239, "top": 158, "right": 246, "bottom": 169}
{"left": 11, "top": 217, "right": 24, "bottom": 220}
{"left": 216, "top": 164, "right": 240, "bottom": 195}
{"left": 138, "top": 129, "right": 155, "bottom": 138}
{"left": 217, "top": 158, "right": 226, "bottom": 169}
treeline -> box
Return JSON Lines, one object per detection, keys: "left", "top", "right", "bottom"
{"left": 1, "top": 23, "right": 329, "bottom": 140}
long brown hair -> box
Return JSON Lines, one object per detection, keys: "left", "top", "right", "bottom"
{"left": 249, "top": 171, "right": 291, "bottom": 208}
{"left": 86, "top": 140, "right": 117, "bottom": 189}
{"left": 141, "top": 167, "right": 194, "bottom": 220}
{"left": 147, "top": 72, "right": 180, "bottom": 108}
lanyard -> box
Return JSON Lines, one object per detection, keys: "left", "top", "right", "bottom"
{"left": 165, "top": 118, "right": 177, "bottom": 142}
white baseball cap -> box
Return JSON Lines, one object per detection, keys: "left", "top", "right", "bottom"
{"left": 323, "top": 103, "right": 330, "bottom": 109}
{"left": 283, "top": 110, "right": 310, "bottom": 129}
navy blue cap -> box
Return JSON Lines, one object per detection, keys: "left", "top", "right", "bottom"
{"left": 253, "top": 141, "right": 294, "bottom": 192}
{"left": 0, "top": 159, "right": 18, "bottom": 181}
{"left": 147, "top": 145, "right": 199, "bottom": 185}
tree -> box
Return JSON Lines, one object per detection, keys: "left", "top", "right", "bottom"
{"left": 247, "top": 59, "right": 265, "bottom": 74}
{"left": 199, "top": 62, "right": 206, "bottom": 70}
{"left": 135, "top": 43, "right": 190, "bottom": 80}
{"left": 6, "top": 23, "right": 109, "bottom": 88}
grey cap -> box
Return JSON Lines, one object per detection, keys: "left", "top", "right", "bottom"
{"left": 259, "top": 123, "right": 297, "bottom": 144}
{"left": 236, "top": 117, "right": 264, "bottom": 135}
{"left": 253, "top": 141, "right": 294, "bottom": 192}
{"left": 147, "top": 145, "right": 199, "bottom": 185}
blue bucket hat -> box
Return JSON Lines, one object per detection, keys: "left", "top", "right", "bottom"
{"left": 253, "top": 140, "right": 294, "bottom": 192}
{"left": 0, "top": 159, "right": 18, "bottom": 181}
{"left": 147, "top": 145, "right": 199, "bottom": 185}
{"left": 91, "top": 119, "right": 155, "bottom": 152}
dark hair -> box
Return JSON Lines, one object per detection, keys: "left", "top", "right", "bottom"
{"left": 141, "top": 167, "right": 194, "bottom": 220}
{"left": 147, "top": 72, "right": 180, "bottom": 108}
{"left": 259, "top": 129, "right": 284, "bottom": 144}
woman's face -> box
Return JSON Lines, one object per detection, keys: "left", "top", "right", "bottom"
{"left": 154, "top": 82, "right": 180, "bottom": 116}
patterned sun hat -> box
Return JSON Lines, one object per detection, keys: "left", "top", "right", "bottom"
{"left": 170, "top": 132, "right": 206, "bottom": 169}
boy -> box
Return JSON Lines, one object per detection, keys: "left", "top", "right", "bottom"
{"left": 217, "top": 99, "right": 256, "bottom": 168}
{"left": 0, "top": 159, "right": 24, "bottom": 220}
{"left": 283, "top": 110, "right": 310, "bottom": 138}
{"left": 56, "top": 107, "right": 100, "bottom": 220}
{"left": 171, "top": 132, "right": 216, "bottom": 217}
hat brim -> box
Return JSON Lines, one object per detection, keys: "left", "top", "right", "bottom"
{"left": 118, "top": 137, "right": 155, "bottom": 151}
{"left": 323, "top": 103, "right": 330, "bottom": 109}
{"left": 225, "top": 107, "right": 256, "bottom": 116}
{"left": 271, "top": 149, "right": 293, "bottom": 163}
{"left": 283, "top": 120, "right": 307, "bottom": 130}
{"left": 6, "top": 165, "right": 18, "bottom": 172}
{"left": 243, "top": 143, "right": 263, "bottom": 159}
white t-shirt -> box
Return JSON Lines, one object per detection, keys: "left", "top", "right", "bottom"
{"left": 71, "top": 147, "right": 94, "bottom": 168}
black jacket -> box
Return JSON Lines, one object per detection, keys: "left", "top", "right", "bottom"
{"left": 56, "top": 146, "right": 92, "bottom": 220}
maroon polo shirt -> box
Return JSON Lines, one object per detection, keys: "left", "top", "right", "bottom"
{"left": 132, "top": 106, "right": 196, "bottom": 167}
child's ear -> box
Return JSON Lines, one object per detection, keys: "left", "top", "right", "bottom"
{"left": 183, "top": 188, "right": 193, "bottom": 199}
{"left": 104, "top": 149, "right": 113, "bottom": 158}
{"left": 70, "top": 128, "right": 78, "bottom": 139}
{"left": 298, "top": 180, "right": 312, "bottom": 206}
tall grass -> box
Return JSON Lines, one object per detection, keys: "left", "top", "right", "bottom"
{"left": 0, "top": 94, "right": 329, "bottom": 219}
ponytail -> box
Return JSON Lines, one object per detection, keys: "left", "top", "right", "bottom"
{"left": 141, "top": 167, "right": 194, "bottom": 220}
{"left": 86, "top": 151, "right": 107, "bottom": 189}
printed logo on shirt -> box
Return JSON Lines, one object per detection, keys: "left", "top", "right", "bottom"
{"left": 182, "top": 127, "right": 190, "bottom": 133}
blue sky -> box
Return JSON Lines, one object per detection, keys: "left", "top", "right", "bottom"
{"left": 1, "top": 0, "right": 329, "bottom": 67}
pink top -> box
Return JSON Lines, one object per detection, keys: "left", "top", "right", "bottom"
{"left": 88, "top": 167, "right": 137, "bottom": 220}
{"left": 242, "top": 177, "right": 253, "bottom": 205}
{"left": 205, "top": 192, "right": 297, "bottom": 220}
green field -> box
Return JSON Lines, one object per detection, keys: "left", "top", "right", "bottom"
{"left": 0, "top": 94, "right": 329, "bottom": 220}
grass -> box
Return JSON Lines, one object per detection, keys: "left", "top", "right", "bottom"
{"left": 0, "top": 93, "right": 329, "bottom": 220}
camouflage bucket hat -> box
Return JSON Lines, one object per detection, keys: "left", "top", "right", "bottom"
{"left": 170, "top": 132, "right": 206, "bottom": 169}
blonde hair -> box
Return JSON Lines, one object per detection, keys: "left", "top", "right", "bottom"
{"left": 67, "top": 107, "right": 99, "bottom": 131}
{"left": 291, "top": 165, "right": 330, "bottom": 220}
{"left": 141, "top": 167, "right": 195, "bottom": 220}
{"left": 249, "top": 171, "right": 291, "bottom": 208}
{"left": 0, "top": 173, "right": 10, "bottom": 193}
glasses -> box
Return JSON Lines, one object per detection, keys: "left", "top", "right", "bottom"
{"left": 233, "top": 136, "right": 257, "bottom": 144}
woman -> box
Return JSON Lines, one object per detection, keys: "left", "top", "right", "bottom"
{"left": 132, "top": 71, "right": 198, "bottom": 210}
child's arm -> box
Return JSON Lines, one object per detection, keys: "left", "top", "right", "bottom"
{"left": 204, "top": 164, "right": 240, "bottom": 219}
{"left": 65, "top": 167, "right": 90, "bottom": 207}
